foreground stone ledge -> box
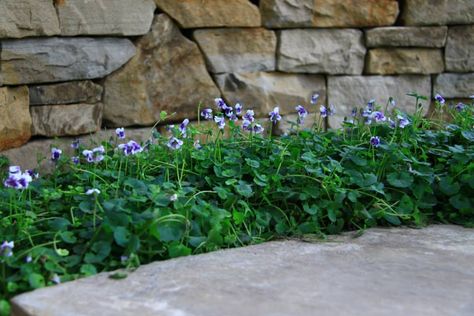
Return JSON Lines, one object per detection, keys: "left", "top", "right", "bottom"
{"left": 0, "top": 128, "right": 154, "bottom": 172}
{"left": 11, "top": 225, "right": 474, "bottom": 316}
{"left": 401, "top": 0, "right": 474, "bottom": 26}
{"left": 193, "top": 28, "right": 277, "bottom": 74}
{"left": 0, "top": 37, "right": 136, "bottom": 85}
{"left": 154, "top": 0, "right": 261, "bottom": 28}
{"left": 31, "top": 103, "right": 103, "bottom": 137}
{"left": 260, "top": 0, "right": 399, "bottom": 28}
{"left": 434, "top": 73, "right": 474, "bottom": 99}
{"left": 0, "top": 0, "right": 60, "bottom": 39}
{"left": 328, "top": 75, "right": 431, "bottom": 127}
{"left": 366, "top": 49, "right": 444, "bottom": 75}
{"left": 103, "top": 14, "right": 220, "bottom": 127}
{"left": 0, "top": 86, "right": 31, "bottom": 151}
{"left": 29, "top": 81, "right": 103, "bottom": 106}
{"left": 214, "top": 72, "right": 326, "bottom": 117}
{"left": 56, "top": 0, "right": 155, "bottom": 36}
{"left": 365, "top": 27, "right": 448, "bottom": 48}
{"left": 278, "top": 29, "right": 365, "bottom": 75}
{"left": 445, "top": 25, "right": 474, "bottom": 72}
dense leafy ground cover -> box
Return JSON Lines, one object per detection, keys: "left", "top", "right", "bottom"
{"left": 1, "top": 93, "right": 473, "bottom": 314}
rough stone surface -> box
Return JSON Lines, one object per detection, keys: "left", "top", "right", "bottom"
{"left": 434, "top": 73, "right": 474, "bottom": 99}
{"left": 31, "top": 103, "right": 103, "bottom": 137}
{"left": 278, "top": 29, "right": 366, "bottom": 74}
{"left": 29, "top": 81, "right": 103, "bottom": 106}
{"left": 260, "top": 0, "right": 399, "bottom": 28}
{"left": 56, "top": 0, "right": 155, "bottom": 36}
{"left": 103, "top": 14, "right": 220, "bottom": 127}
{"left": 328, "top": 75, "right": 431, "bottom": 127}
{"left": 0, "top": 0, "right": 60, "bottom": 38}
{"left": 154, "top": 0, "right": 261, "bottom": 28}
{"left": 366, "top": 49, "right": 444, "bottom": 75}
{"left": 0, "top": 86, "right": 31, "bottom": 151}
{"left": 0, "top": 128, "right": 154, "bottom": 172}
{"left": 365, "top": 27, "right": 448, "bottom": 48}
{"left": 214, "top": 72, "right": 326, "bottom": 117}
{"left": 194, "top": 28, "right": 277, "bottom": 74}
{"left": 445, "top": 25, "right": 474, "bottom": 72}
{"left": 0, "top": 37, "right": 136, "bottom": 85}
{"left": 11, "top": 225, "right": 474, "bottom": 316}
{"left": 401, "top": 0, "right": 474, "bottom": 25}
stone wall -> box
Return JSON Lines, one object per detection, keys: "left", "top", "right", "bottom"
{"left": 1, "top": 0, "right": 473, "bottom": 168}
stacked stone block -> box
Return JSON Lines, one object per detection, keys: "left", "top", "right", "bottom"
{"left": 1, "top": 0, "right": 473, "bottom": 167}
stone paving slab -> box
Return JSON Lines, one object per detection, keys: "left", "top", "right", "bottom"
{"left": 11, "top": 225, "right": 474, "bottom": 316}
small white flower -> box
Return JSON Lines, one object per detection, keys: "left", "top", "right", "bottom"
{"left": 86, "top": 188, "right": 101, "bottom": 195}
{"left": 169, "top": 194, "right": 178, "bottom": 201}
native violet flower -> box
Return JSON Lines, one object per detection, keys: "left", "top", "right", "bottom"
{"left": 214, "top": 98, "right": 227, "bottom": 110}
{"left": 388, "top": 118, "right": 396, "bottom": 129}
{"left": 86, "top": 188, "right": 101, "bottom": 195}
{"left": 51, "top": 148, "right": 62, "bottom": 162}
{"left": 82, "top": 150, "right": 94, "bottom": 163}
{"left": 397, "top": 115, "right": 410, "bottom": 128}
{"left": 243, "top": 110, "right": 255, "bottom": 122}
{"left": 296, "top": 105, "right": 308, "bottom": 124}
{"left": 9, "top": 166, "right": 21, "bottom": 175}
{"left": 320, "top": 105, "right": 328, "bottom": 118}
{"left": 242, "top": 119, "right": 252, "bottom": 131}
{"left": 166, "top": 124, "right": 175, "bottom": 132}
{"left": 201, "top": 108, "right": 213, "bottom": 120}
{"left": 179, "top": 119, "right": 189, "bottom": 137}
{"left": 26, "top": 169, "right": 39, "bottom": 179}
{"left": 194, "top": 140, "right": 202, "bottom": 150}
{"left": 351, "top": 107, "right": 358, "bottom": 117}
{"left": 371, "top": 111, "right": 386, "bottom": 122}
{"left": 92, "top": 146, "right": 105, "bottom": 162}
{"left": 71, "top": 156, "right": 80, "bottom": 165}
{"left": 328, "top": 104, "right": 336, "bottom": 116}
{"left": 455, "top": 102, "right": 466, "bottom": 112}
{"left": 4, "top": 167, "right": 33, "bottom": 190}
{"left": 51, "top": 274, "right": 61, "bottom": 284}
{"left": 223, "top": 105, "right": 233, "bottom": 118}
{"left": 269, "top": 107, "right": 281, "bottom": 124}
{"left": 370, "top": 136, "right": 381, "bottom": 148}
{"left": 214, "top": 116, "right": 226, "bottom": 129}
{"left": 167, "top": 137, "right": 184, "bottom": 150}
{"left": 115, "top": 127, "right": 126, "bottom": 139}
{"left": 1, "top": 241, "right": 14, "bottom": 257}
{"left": 235, "top": 103, "right": 242, "bottom": 116}
{"left": 367, "top": 99, "right": 376, "bottom": 110}
{"left": 253, "top": 124, "right": 264, "bottom": 134}
{"left": 389, "top": 97, "right": 396, "bottom": 108}
{"left": 71, "top": 139, "right": 80, "bottom": 149}
{"left": 118, "top": 141, "right": 143, "bottom": 156}
{"left": 311, "top": 93, "right": 319, "bottom": 105}
{"left": 435, "top": 94, "right": 445, "bottom": 104}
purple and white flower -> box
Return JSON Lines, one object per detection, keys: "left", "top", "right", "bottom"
{"left": 229, "top": 113, "right": 238, "bottom": 122}
{"left": 389, "top": 97, "right": 396, "bottom": 108}
{"left": 435, "top": 93, "right": 445, "bottom": 105}
{"left": 92, "top": 146, "right": 105, "bottom": 162}
{"left": 367, "top": 99, "right": 376, "bottom": 111}
{"left": 179, "top": 119, "right": 189, "bottom": 137}
{"left": 0, "top": 241, "right": 14, "bottom": 257}
{"left": 269, "top": 107, "right": 281, "bottom": 124}
{"left": 253, "top": 124, "right": 264, "bottom": 134}
{"left": 214, "top": 116, "right": 226, "bottom": 129}
{"left": 234, "top": 103, "right": 242, "bottom": 116}
{"left": 328, "top": 104, "right": 336, "bottom": 116}
{"left": 194, "top": 140, "right": 202, "bottom": 150}
{"left": 214, "top": 98, "right": 227, "bottom": 110}
{"left": 223, "top": 105, "right": 233, "bottom": 118}
{"left": 455, "top": 102, "right": 466, "bottom": 112}
{"left": 167, "top": 137, "right": 184, "bottom": 150}
{"left": 296, "top": 105, "right": 308, "bottom": 124}
{"left": 388, "top": 118, "right": 396, "bottom": 129}
{"left": 71, "top": 139, "right": 80, "bottom": 149}
{"left": 371, "top": 111, "right": 386, "bottom": 122}
{"left": 242, "top": 119, "right": 252, "bottom": 131}
{"left": 26, "top": 169, "right": 39, "bottom": 179}
{"left": 320, "top": 105, "right": 328, "bottom": 118}
{"left": 51, "top": 274, "right": 61, "bottom": 285}
{"left": 351, "top": 107, "right": 358, "bottom": 117}
{"left": 86, "top": 188, "right": 101, "bottom": 195}
{"left": 397, "top": 115, "right": 410, "bottom": 128}
{"left": 370, "top": 136, "right": 381, "bottom": 148}
{"left": 4, "top": 167, "right": 33, "bottom": 190}
{"left": 71, "top": 156, "right": 80, "bottom": 165}
{"left": 82, "top": 150, "right": 94, "bottom": 163}
{"left": 51, "top": 148, "right": 62, "bottom": 162}
{"left": 115, "top": 127, "right": 126, "bottom": 139}
{"left": 118, "top": 141, "right": 143, "bottom": 156}
{"left": 9, "top": 166, "right": 21, "bottom": 176}
{"left": 201, "top": 108, "right": 213, "bottom": 120}
{"left": 311, "top": 93, "right": 320, "bottom": 105}
{"left": 243, "top": 110, "right": 255, "bottom": 122}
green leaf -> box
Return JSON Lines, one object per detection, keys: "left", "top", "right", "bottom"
{"left": 350, "top": 155, "right": 367, "bottom": 166}
{"left": 327, "top": 208, "right": 337, "bottom": 222}
{"left": 461, "top": 131, "right": 474, "bottom": 142}
{"left": 449, "top": 195, "right": 471, "bottom": 210}
{"left": 109, "top": 272, "right": 128, "bottom": 280}
{"left": 235, "top": 182, "right": 253, "bottom": 198}
{"left": 28, "top": 273, "right": 46, "bottom": 289}
{"left": 0, "top": 300, "right": 11, "bottom": 316}
{"left": 168, "top": 243, "right": 192, "bottom": 258}
{"left": 60, "top": 231, "right": 77, "bottom": 244}
{"left": 303, "top": 203, "right": 318, "bottom": 215}
{"left": 245, "top": 158, "right": 260, "bottom": 168}
{"left": 114, "top": 227, "right": 131, "bottom": 247}
{"left": 439, "top": 177, "right": 460, "bottom": 196}
{"left": 387, "top": 172, "right": 414, "bottom": 188}
{"left": 383, "top": 214, "right": 401, "bottom": 226}
{"left": 397, "top": 194, "right": 414, "bottom": 214}
{"left": 80, "top": 264, "right": 97, "bottom": 276}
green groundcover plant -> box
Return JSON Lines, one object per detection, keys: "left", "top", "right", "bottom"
{"left": 0, "top": 92, "right": 473, "bottom": 313}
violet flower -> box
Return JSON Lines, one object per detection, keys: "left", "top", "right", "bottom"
{"left": 370, "top": 136, "right": 381, "bottom": 148}
{"left": 269, "top": 107, "right": 281, "bottom": 124}
{"left": 71, "top": 139, "right": 80, "bottom": 149}
{"left": 118, "top": 141, "right": 143, "bottom": 156}
{"left": 82, "top": 150, "right": 94, "bottom": 163}
{"left": 72, "top": 156, "right": 80, "bottom": 165}
{"left": 435, "top": 94, "right": 445, "bottom": 105}
{"left": 328, "top": 104, "right": 336, "bottom": 116}
{"left": 455, "top": 102, "right": 466, "bottom": 112}
{"left": 235, "top": 103, "right": 242, "bottom": 116}
{"left": 179, "top": 119, "right": 189, "bottom": 137}
{"left": 367, "top": 99, "right": 376, "bottom": 111}
{"left": 214, "top": 116, "right": 226, "bottom": 129}
{"left": 194, "top": 140, "right": 202, "bottom": 150}
{"left": 320, "top": 105, "right": 328, "bottom": 118}
{"left": 243, "top": 110, "right": 255, "bottom": 122}
{"left": 371, "top": 111, "right": 386, "bottom": 122}
{"left": 242, "top": 119, "right": 252, "bottom": 131}
{"left": 167, "top": 137, "right": 184, "bottom": 150}
{"left": 351, "top": 107, "right": 358, "bottom": 117}
{"left": 397, "top": 115, "right": 410, "bottom": 128}
{"left": 311, "top": 93, "right": 319, "bottom": 105}
{"left": 253, "top": 124, "right": 264, "bottom": 134}
{"left": 296, "top": 105, "right": 308, "bottom": 124}
{"left": 9, "top": 166, "right": 21, "bottom": 175}
{"left": 0, "top": 241, "right": 14, "bottom": 257}
{"left": 4, "top": 167, "right": 33, "bottom": 190}
{"left": 51, "top": 148, "right": 62, "bottom": 162}
{"left": 214, "top": 98, "right": 227, "bottom": 110}
{"left": 115, "top": 127, "right": 126, "bottom": 139}
{"left": 201, "top": 108, "right": 213, "bottom": 120}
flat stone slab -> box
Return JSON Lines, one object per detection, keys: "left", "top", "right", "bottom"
{"left": 11, "top": 225, "right": 474, "bottom": 316}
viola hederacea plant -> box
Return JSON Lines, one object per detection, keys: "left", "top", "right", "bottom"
{"left": 0, "top": 92, "right": 473, "bottom": 313}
